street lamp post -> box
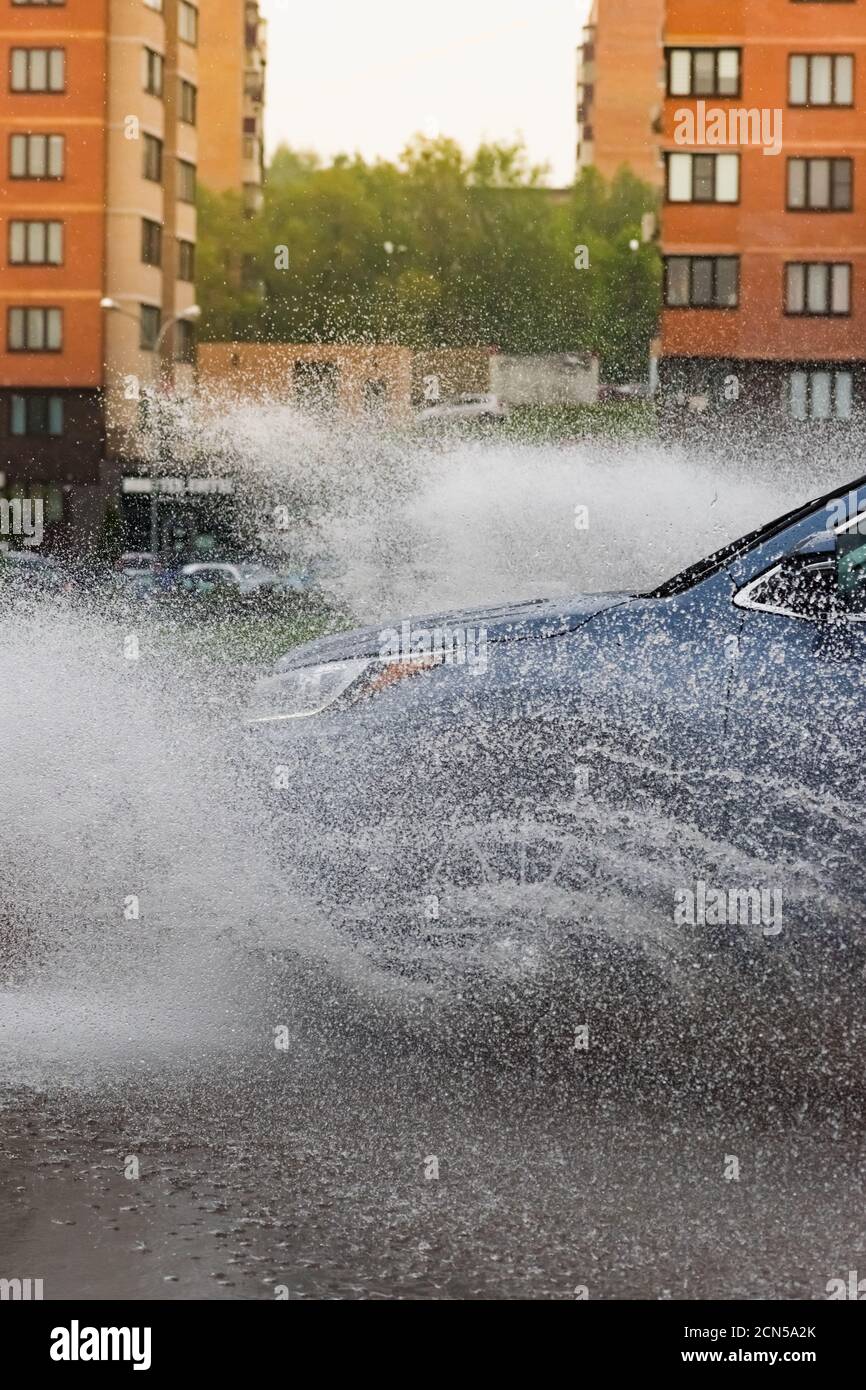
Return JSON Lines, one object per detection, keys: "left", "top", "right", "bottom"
{"left": 100, "top": 300, "right": 201, "bottom": 563}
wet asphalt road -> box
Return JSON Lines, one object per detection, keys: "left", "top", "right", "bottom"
{"left": 2, "top": 958, "right": 864, "bottom": 1301}
{"left": 1, "top": 584, "right": 864, "bottom": 1301}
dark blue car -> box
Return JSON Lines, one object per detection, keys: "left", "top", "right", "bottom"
{"left": 247, "top": 475, "right": 866, "bottom": 1015}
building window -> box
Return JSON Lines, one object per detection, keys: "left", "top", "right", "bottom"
{"left": 174, "top": 318, "right": 195, "bottom": 364}
{"left": 243, "top": 182, "right": 264, "bottom": 216}
{"left": 666, "top": 152, "right": 739, "bottom": 203}
{"left": 179, "top": 79, "right": 197, "bottom": 125}
{"left": 141, "top": 218, "right": 162, "bottom": 267}
{"left": 9, "top": 394, "right": 64, "bottom": 437}
{"left": 10, "top": 133, "right": 64, "bottom": 178}
{"left": 177, "top": 159, "right": 196, "bottom": 202}
{"left": 140, "top": 305, "right": 161, "bottom": 351}
{"left": 789, "top": 54, "right": 854, "bottom": 106}
{"left": 10, "top": 48, "right": 65, "bottom": 92}
{"left": 12, "top": 1, "right": 66, "bottom": 7}
{"left": 666, "top": 48, "right": 740, "bottom": 98}
{"left": 788, "top": 370, "right": 852, "bottom": 421}
{"left": 8, "top": 307, "right": 63, "bottom": 351}
{"left": 785, "top": 262, "right": 851, "bottom": 315}
{"left": 177, "top": 238, "right": 195, "bottom": 281}
{"left": 142, "top": 133, "right": 163, "bottom": 182}
{"left": 787, "top": 156, "right": 852, "bottom": 210}
{"left": 664, "top": 256, "right": 739, "bottom": 308}
{"left": 9, "top": 220, "right": 63, "bottom": 265}
{"left": 179, "top": 2, "right": 198, "bottom": 45}
{"left": 142, "top": 47, "right": 164, "bottom": 97}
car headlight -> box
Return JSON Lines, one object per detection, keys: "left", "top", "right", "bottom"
{"left": 246, "top": 658, "right": 372, "bottom": 723}
{"left": 246, "top": 652, "right": 446, "bottom": 724}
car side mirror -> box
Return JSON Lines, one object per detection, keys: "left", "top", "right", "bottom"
{"left": 836, "top": 531, "right": 866, "bottom": 610}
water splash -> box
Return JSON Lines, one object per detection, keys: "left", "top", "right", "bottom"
{"left": 0, "top": 415, "right": 859, "bottom": 1089}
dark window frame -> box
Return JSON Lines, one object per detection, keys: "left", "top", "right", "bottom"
{"left": 7, "top": 305, "right": 63, "bottom": 353}
{"left": 788, "top": 52, "right": 855, "bottom": 108}
{"left": 787, "top": 368, "right": 854, "bottom": 422}
{"left": 141, "top": 217, "right": 162, "bottom": 268}
{"left": 179, "top": 78, "right": 197, "bottom": 125}
{"left": 142, "top": 132, "right": 163, "bottom": 183}
{"left": 784, "top": 261, "right": 853, "bottom": 317}
{"left": 663, "top": 255, "right": 740, "bottom": 309}
{"left": 664, "top": 46, "right": 743, "bottom": 99}
{"left": 174, "top": 317, "right": 195, "bottom": 364}
{"left": 143, "top": 47, "right": 164, "bottom": 98}
{"left": 9, "top": 46, "right": 66, "bottom": 94}
{"left": 178, "top": 1, "right": 199, "bottom": 46}
{"left": 177, "top": 238, "right": 195, "bottom": 282}
{"left": 9, "top": 132, "right": 65, "bottom": 179}
{"left": 664, "top": 150, "right": 741, "bottom": 205}
{"left": 176, "top": 158, "right": 196, "bottom": 203}
{"left": 786, "top": 155, "right": 853, "bottom": 211}
{"left": 8, "top": 392, "right": 65, "bottom": 438}
{"left": 8, "top": 218, "right": 64, "bottom": 266}
{"left": 139, "top": 304, "right": 161, "bottom": 352}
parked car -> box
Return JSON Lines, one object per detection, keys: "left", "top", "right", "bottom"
{"left": 179, "top": 561, "right": 279, "bottom": 597}
{"left": 597, "top": 383, "right": 649, "bottom": 403}
{"left": 267, "top": 568, "right": 315, "bottom": 596}
{"left": 117, "top": 551, "right": 158, "bottom": 577}
{"left": 0, "top": 548, "right": 71, "bottom": 595}
{"left": 416, "top": 392, "right": 510, "bottom": 422}
{"left": 245, "top": 473, "right": 866, "bottom": 1000}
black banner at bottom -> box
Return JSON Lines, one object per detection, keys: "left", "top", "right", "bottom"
{"left": 3, "top": 1297, "right": 861, "bottom": 1375}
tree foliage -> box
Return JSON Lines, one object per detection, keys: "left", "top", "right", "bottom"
{"left": 197, "top": 137, "right": 660, "bottom": 381}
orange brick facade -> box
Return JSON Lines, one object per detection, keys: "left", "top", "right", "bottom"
{"left": 659, "top": 0, "right": 866, "bottom": 427}
{"left": 0, "top": 0, "right": 108, "bottom": 393}
{"left": 0, "top": 1, "right": 202, "bottom": 543}
{"left": 577, "top": 0, "right": 665, "bottom": 187}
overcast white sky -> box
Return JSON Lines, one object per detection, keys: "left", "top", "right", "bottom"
{"left": 259, "top": 0, "right": 593, "bottom": 186}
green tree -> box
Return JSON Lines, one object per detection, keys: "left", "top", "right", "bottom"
{"left": 196, "top": 140, "right": 660, "bottom": 379}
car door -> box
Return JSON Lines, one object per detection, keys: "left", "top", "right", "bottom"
{"left": 724, "top": 533, "right": 866, "bottom": 946}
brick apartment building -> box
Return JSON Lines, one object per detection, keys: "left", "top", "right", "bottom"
{"left": 198, "top": 0, "right": 266, "bottom": 216}
{"left": 577, "top": 0, "right": 665, "bottom": 186}
{"left": 658, "top": 0, "right": 866, "bottom": 431}
{"left": 580, "top": 0, "right": 866, "bottom": 434}
{"left": 0, "top": 0, "right": 206, "bottom": 547}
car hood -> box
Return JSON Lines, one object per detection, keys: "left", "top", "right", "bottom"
{"left": 275, "top": 591, "right": 633, "bottom": 672}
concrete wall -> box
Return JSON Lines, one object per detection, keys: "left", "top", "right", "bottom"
{"left": 490, "top": 354, "right": 600, "bottom": 406}
{"left": 197, "top": 342, "right": 415, "bottom": 421}
{"left": 411, "top": 349, "right": 493, "bottom": 404}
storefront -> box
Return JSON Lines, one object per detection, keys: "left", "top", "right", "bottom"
{"left": 120, "top": 475, "right": 238, "bottom": 560}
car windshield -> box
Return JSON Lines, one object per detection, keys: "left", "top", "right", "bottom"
{"left": 646, "top": 474, "right": 866, "bottom": 598}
